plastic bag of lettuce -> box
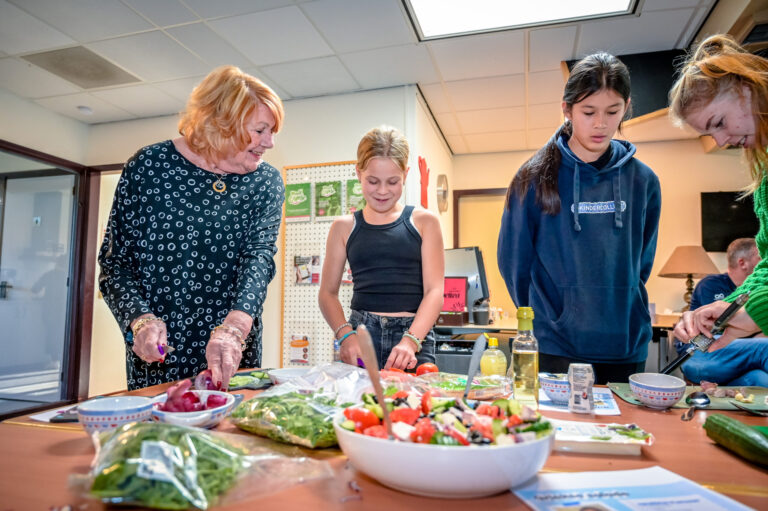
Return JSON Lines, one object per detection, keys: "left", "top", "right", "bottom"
{"left": 231, "top": 392, "right": 340, "bottom": 448}
{"left": 83, "top": 422, "right": 331, "bottom": 509}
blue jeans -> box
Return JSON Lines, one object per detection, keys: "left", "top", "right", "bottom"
{"left": 349, "top": 309, "right": 436, "bottom": 369}
{"left": 681, "top": 338, "right": 768, "bottom": 386}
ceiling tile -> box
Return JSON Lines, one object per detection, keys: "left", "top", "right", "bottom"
{"left": 0, "top": 58, "right": 80, "bottom": 98}
{"left": 528, "top": 70, "right": 565, "bottom": 105}
{"left": 241, "top": 68, "right": 292, "bottom": 101}
{"left": 182, "top": 0, "right": 294, "bottom": 19}
{"left": 209, "top": 6, "right": 333, "bottom": 66}
{"left": 444, "top": 75, "right": 525, "bottom": 111}
{"left": 428, "top": 31, "right": 524, "bottom": 81}
{"left": 12, "top": 0, "right": 153, "bottom": 42}
{"left": 0, "top": 1, "right": 76, "bottom": 55}
{"left": 261, "top": 56, "right": 359, "bottom": 97}
{"left": 434, "top": 113, "right": 459, "bottom": 136}
{"left": 456, "top": 107, "right": 525, "bottom": 134}
{"left": 167, "top": 22, "right": 252, "bottom": 68}
{"left": 530, "top": 26, "right": 577, "bottom": 73}
{"left": 420, "top": 83, "right": 450, "bottom": 113}
{"left": 341, "top": 44, "right": 438, "bottom": 89}
{"left": 87, "top": 31, "right": 210, "bottom": 82}
{"left": 91, "top": 84, "right": 184, "bottom": 117}
{"left": 527, "top": 102, "right": 562, "bottom": 130}
{"left": 465, "top": 131, "right": 527, "bottom": 153}
{"left": 153, "top": 75, "right": 204, "bottom": 102}
{"left": 35, "top": 92, "right": 134, "bottom": 123}
{"left": 123, "top": 0, "right": 199, "bottom": 27}
{"left": 577, "top": 9, "right": 695, "bottom": 56}
{"left": 445, "top": 135, "right": 467, "bottom": 154}
{"left": 302, "top": 0, "right": 414, "bottom": 53}
{"left": 528, "top": 127, "right": 557, "bottom": 148}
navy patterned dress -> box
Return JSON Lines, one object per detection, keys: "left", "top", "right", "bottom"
{"left": 98, "top": 140, "right": 284, "bottom": 390}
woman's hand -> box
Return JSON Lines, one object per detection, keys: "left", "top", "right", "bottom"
{"left": 205, "top": 328, "right": 243, "bottom": 389}
{"left": 673, "top": 301, "right": 760, "bottom": 351}
{"left": 339, "top": 333, "right": 363, "bottom": 366}
{"left": 384, "top": 337, "right": 418, "bottom": 371}
{"left": 130, "top": 314, "right": 167, "bottom": 364}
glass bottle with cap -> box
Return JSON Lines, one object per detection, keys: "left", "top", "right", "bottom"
{"left": 508, "top": 307, "right": 538, "bottom": 407}
{"left": 480, "top": 336, "right": 507, "bottom": 376}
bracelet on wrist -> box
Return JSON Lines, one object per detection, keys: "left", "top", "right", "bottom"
{"left": 131, "top": 316, "right": 162, "bottom": 337}
{"left": 403, "top": 330, "right": 422, "bottom": 352}
{"left": 337, "top": 330, "right": 357, "bottom": 345}
{"left": 212, "top": 324, "right": 247, "bottom": 351}
{"left": 334, "top": 321, "right": 352, "bottom": 338}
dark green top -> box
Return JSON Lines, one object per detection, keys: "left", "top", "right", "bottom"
{"left": 98, "top": 141, "right": 284, "bottom": 389}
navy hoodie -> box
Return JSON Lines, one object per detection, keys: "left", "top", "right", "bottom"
{"left": 497, "top": 131, "right": 661, "bottom": 363}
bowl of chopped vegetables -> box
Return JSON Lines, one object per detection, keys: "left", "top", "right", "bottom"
{"left": 151, "top": 383, "right": 239, "bottom": 429}
{"left": 333, "top": 389, "right": 554, "bottom": 498}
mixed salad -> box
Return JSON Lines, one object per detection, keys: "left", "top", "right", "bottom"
{"left": 340, "top": 388, "right": 552, "bottom": 446}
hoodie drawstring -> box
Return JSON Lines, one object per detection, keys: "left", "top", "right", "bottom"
{"left": 572, "top": 163, "right": 581, "bottom": 232}
{"left": 612, "top": 174, "right": 623, "bottom": 229}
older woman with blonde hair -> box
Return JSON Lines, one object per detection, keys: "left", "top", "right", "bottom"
{"left": 670, "top": 35, "right": 768, "bottom": 350}
{"left": 99, "top": 65, "right": 284, "bottom": 389}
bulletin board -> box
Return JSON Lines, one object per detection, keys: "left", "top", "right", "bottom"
{"left": 281, "top": 161, "right": 357, "bottom": 367}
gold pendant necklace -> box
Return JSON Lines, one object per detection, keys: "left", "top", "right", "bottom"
{"left": 212, "top": 168, "right": 227, "bottom": 193}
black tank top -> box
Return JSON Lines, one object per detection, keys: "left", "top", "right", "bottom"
{"left": 346, "top": 205, "right": 423, "bottom": 313}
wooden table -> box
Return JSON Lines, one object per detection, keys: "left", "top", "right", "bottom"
{"left": 1, "top": 383, "right": 766, "bottom": 510}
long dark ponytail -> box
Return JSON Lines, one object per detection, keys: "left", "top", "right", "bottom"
{"left": 505, "top": 52, "right": 632, "bottom": 214}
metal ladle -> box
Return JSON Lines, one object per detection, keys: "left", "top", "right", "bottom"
{"left": 681, "top": 391, "right": 710, "bottom": 421}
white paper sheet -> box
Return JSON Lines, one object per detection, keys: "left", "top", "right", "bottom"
{"left": 514, "top": 466, "right": 752, "bottom": 511}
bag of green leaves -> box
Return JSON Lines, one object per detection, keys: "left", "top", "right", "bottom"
{"left": 231, "top": 391, "right": 339, "bottom": 448}
{"left": 79, "top": 422, "right": 331, "bottom": 510}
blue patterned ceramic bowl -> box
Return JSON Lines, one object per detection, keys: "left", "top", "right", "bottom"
{"left": 629, "top": 373, "right": 685, "bottom": 409}
{"left": 539, "top": 373, "right": 570, "bottom": 405}
{"left": 77, "top": 396, "right": 153, "bottom": 435}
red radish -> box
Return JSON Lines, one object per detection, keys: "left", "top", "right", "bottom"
{"left": 206, "top": 394, "right": 228, "bottom": 408}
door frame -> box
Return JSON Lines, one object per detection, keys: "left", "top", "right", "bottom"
{"left": 452, "top": 188, "right": 507, "bottom": 248}
{"left": 0, "top": 139, "right": 101, "bottom": 413}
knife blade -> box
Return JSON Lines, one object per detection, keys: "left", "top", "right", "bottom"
{"left": 464, "top": 334, "right": 487, "bottom": 400}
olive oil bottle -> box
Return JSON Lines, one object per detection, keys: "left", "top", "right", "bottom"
{"left": 508, "top": 307, "right": 539, "bottom": 407}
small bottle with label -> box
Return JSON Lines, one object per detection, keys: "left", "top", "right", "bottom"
{"left": 508, "top": 307, "right": 539, "bottom": 407}
{"left": 480, "top": 336, "right": 507, "bottom": 376}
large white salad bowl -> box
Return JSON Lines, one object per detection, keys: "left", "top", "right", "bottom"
{"left": 332, "top": 411, "right": 554, "bottom": 498}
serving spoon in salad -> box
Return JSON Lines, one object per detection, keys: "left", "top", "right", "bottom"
{"left": 356, "top": 324, "right": 394, "bottom": 439}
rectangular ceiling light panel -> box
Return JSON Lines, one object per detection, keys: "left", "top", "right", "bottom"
{"left": 406, "top": 0, "right": 635, "bottom": 39}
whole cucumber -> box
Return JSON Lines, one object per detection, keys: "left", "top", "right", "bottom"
{"left": 703, "top": 413, "right": 768, "bottom": 467}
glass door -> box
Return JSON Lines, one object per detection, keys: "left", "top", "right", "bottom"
{"left": 0, "top": 152, "right": 77, "bottom": 416}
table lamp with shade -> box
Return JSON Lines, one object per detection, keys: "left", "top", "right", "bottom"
{"left": 658, "top": 245, "right": 719, "bottom": 312}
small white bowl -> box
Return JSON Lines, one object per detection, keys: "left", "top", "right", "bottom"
{"left": 333, "top": 411, "right": 554, "bottom": 498}
{"left": 77, "top": 396, "right": 153, "bottom": 435}
{"left": 539, "top": 373, "right": 570, "bottom": 405}
{"left": 151, "top": 390, "right": 239, "bottom": 429}
{"left": 629, "top": 373, "right": 685, "bottom": 409}
{"left": 268, "top": 367, "right": 311, "bottom": 385}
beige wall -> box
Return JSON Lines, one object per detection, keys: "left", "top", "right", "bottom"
{"left": 453, "top": 138, "right": 751, "bottom": 316}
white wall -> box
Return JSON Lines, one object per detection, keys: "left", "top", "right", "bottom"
{"left": 453, "top": 138, "right": 751, "bottom": 315}
{"left": 0, "top": 89, "right": 88, "bottom": 164}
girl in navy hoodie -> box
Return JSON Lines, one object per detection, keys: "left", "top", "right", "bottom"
{"left": 497, "top": 53, "right": 661, "bottom": 384}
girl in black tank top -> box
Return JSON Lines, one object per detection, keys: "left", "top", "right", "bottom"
{"left": 318, "top": 127, "right": 445, "bottom": 370}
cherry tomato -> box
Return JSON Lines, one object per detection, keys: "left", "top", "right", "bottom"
{"left": 389, "top": 407, "right": 420, "bottom": 425}
{"left": 416, "top": 363, "right": 439, "bottom": 376}
{"left": 410, "top": 418, "right": 436, "bottom": 443}
{"left": 476, "top": 404, "right": 502, "bottom": 418}
{"left": 387, "top": 367, "right": 405, "bottom": 373}
{"left": 344, "top": 407, "right": 380, "bottom": 433}
{"left": 421, "top": 389, "right": 437, "bottom": 414}
{"left": 363, "top": 425, "right": 388, "bottom": 438}
{"left": 507, "top": 414, "right": 523, "bottom": 427}
{"left": 391, "top": 390, "right": 410, "bottom": 400}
